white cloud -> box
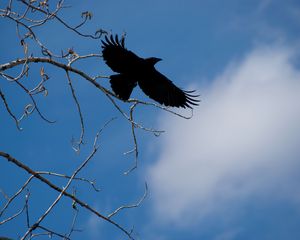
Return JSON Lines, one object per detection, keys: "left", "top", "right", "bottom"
{"left": 147, "top": 45, "right": 300, "bottom": 226}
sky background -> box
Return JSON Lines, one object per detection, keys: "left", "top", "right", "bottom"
{"left": 1, "top": 0, "right": 300, "bottom": 239}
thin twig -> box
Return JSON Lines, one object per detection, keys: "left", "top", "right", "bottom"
{"left": 0, "top": 189, "right": 9, "bottom": 200}
{"left": 0, "top": 176, "right": 34, "bottom": 218}
{"left": 108, "top": 183, "right": 148, "bottom": 219}
{"left": 66, "top": 70, "right": 85, "bottom": 152}
{"left": 124, "top": 103, "right": 139, "bottom": 175}
{"left": 1, "top": 57, "right": 192, "bottom": 121}
{"left": 0, "top": 204, "right": 26, "bottom": 225}
{"left": 0, "top": 152, "right": 134, "bottom": 239}
{"left": 25, "top": 190, "right": 30, "bottom": 229}
{"left": 35, "top": 225, "right": 70, "bottom": 240}
{"left": 14, "top": 80, "right": 56, "bottom": 124}
{"left": 20, "top": 133, "right": 100, "bottom": 239}
{"left": 65, "top": 208, "right": 82, "bottom": 238}
{"left": 127, "top": 98, "right": 195, "bottom": 120}
{"left": 36, "top": 171, "right": 101, "bottom": 192}
{"left": 0, "top": 87, "right": 22, "bottom": 130}
{"left": 68, "top": 53, "right": 102, "bottom": 65}
{"left": 0, "top": 191, "right": 30, "bottom": 225}
{"left": 20, "top": 0, "right": 106, "bottom": 39}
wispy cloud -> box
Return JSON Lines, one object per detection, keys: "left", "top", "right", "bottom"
{"left": 257, "top": 0, "right": 273, "bottom": 13}
{"left": 147, "top": 44, "right": 300, "bottom": 227}
{"left": 86, "top": 213, "right": 103, "bottom": 239}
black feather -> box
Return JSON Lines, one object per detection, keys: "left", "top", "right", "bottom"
{"left": 110, "top": 74, "right": 137, "bottom": 100}
{"left": 101, "top": 34, "right": 199, "bottom": 108}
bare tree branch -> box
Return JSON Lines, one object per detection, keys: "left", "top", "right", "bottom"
{"left": 0, "top": 87, "right": 22, "bottom": 130}
{"left": 124, "top": 103, "right": 139, "bottom": 175}
{"left": 108, "top": 183, "right": 148, "bottom": 219}
{"left": 36, "top": 171, "right": 101, "bottom": 192}
{"left": 0, "top": 190, "right": 29, "bottom": 225}
{"left": 66, "top": 70, "right": 85, "bottom": 152}
{"left": 1, "top": 1, "right": 196, "bottom": 239}
{"left": 19, "top": 0, "right": 107, "bottom": 39}
{"left": 0, "top": 176, "right": 34, "bottom": 218}
{"left": 0, "top": 151, "right": 135, "bottom": 240}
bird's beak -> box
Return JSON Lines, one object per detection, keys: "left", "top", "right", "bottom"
{"left": 154, "top": 58, "right": 162, "bottom": 64}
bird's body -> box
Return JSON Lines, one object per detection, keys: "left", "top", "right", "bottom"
{"left": 101, "top": 35, "right": 199, "bottom": 108}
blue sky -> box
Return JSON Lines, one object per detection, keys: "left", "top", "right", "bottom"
{"left": 1, "top": 0, "right": 300, "bottom": 239}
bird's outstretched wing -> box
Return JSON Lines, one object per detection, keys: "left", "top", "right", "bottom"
{"left": 102, "top": 34, "right": 200, "bottom": 108}
{"left": 101, "top": 35, "right": 142, "bottom": 74}
{"left": 109, "top": 74, "right": 137, "bottom": 100}
{"left": 138, "top": 70, "right": 200, "bottom": 108}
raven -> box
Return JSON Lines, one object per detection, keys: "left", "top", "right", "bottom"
{"left": 101, "top": 35, "right": 199, "bottom": 108}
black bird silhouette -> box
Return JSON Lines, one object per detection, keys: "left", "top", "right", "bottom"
{"left": 101, "top": 34, "right": 199, "bottom": 108}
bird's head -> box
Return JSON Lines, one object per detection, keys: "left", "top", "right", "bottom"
{"left": 145, "top": 57, "right": 162, "bottom": 66}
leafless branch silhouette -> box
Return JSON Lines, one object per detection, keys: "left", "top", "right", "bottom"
{"left": 0, "top": 0, "right": 195, "bottom": 239}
